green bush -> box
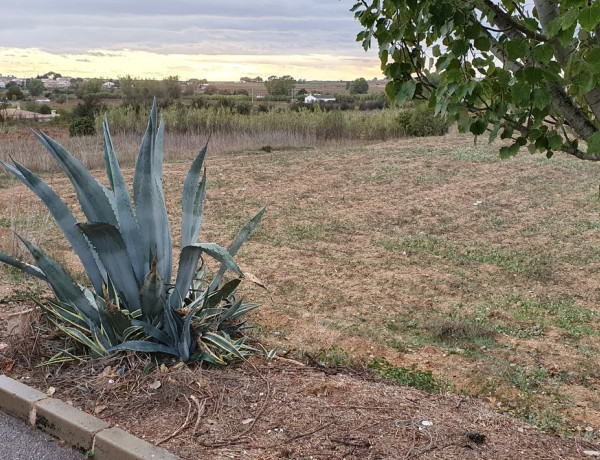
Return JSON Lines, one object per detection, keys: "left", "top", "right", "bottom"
{"left": 0, "top": 100, "right": 264, "bottom": 364}
{"left": 397, "top": 104, "right": 449, "bottom": 137}
{"left": 69, "top": 117, "right": 96, "bottom": 136}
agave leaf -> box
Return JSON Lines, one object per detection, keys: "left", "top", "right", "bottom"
{"left": 90, "top": 323, "right": 112, "bottom": 351}
{"left": 195, "top": 243, "right": 242, "bottom": 275}
{"left": 109, "top": 340, "right": 179, "bottom": 357}
{"left": 77, "top": 223, "right": 141, "bottom": 311}
{"left": 57, "top": 325, "right": 106, "bottom": 358}
{"left": 0, "top": 250, "right": 47, "bottom": 282}
{"left": 131, "top": 319, "right": 172, "bottom": 345}
{"left": 207, "top": 279, "right": 241, "bottom": 308}
{"left": 193, "top": 350, "right": 227, "bottom": 366}
{"left": 43, "top": 299, "right": 88, "bottom": 329}
{"left": 19, "top": 236, "right": 100, "bottom": 325}
{"left": 155, "top": 116, "right": 165, "bottom": 179}
{"left": 177, "top": 292, "right": 203, "bottom": 362}
{"left": 229, "top": 302, "right": 260, "bottom": 321}
{"left": 202, "top": 331, "right": 244, "bottom": 360}
{"left": 132, "top": 100, "right": 172, "bottom": 281}
{"left": 168, "top": 245, "right": 203, "bottom": 310}
{"left": 181, "top": 145, "right": 207, "bottom": 247}
{"left": 217, "top": 298, "right": 244, "bottom": 326}
{"left": 139, "top": 256, "right": 166, "bottom": 322}
{"left": 209, "top": 207, "right": 265, "bottom": 292}
{"left": 0, "top": 159, "right": 106, "bottom": 294}
{"left": 163, "top": 304, "right": 183, "bottom": 343}
{"left": 33, "top": 131, "right": 118, "bottom": 227}
{"left": 102, "top": 306, "right": 132, "bottom": 342}
{"left": 102, "top": 118, "right": 144, "bottom": 282}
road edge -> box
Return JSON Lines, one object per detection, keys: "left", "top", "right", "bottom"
{"left": 0, "top": 374, "right": 180, "bottom": 459}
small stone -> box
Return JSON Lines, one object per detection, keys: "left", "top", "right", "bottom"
{"left": 583, "top": 450, "right": 600, "bottom": 457}
{"left": 421, "top": 420, "right": 433, "bottom": 426}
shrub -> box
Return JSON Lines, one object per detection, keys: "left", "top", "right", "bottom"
{"left": 0, "top": 100, "right": 264, "bottom": 364}
{"left": 397, "top": 104, "right": 449, "bottom": 137}
{"left": 69, "top": 117, "right": 96, "bottom": 136}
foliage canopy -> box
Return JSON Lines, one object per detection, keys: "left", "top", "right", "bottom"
{"left": 264, "top": 75, "right": 297, "bottom": 97}
{"left": 352, "top": 0, "right": 600, "bottom": 160}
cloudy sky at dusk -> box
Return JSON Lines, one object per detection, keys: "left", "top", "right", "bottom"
{"left": 0, "top": 1, "right": 381, "bottom": 80}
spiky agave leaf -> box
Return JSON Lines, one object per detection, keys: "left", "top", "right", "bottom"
{"left": 181, "top": 145, "right": 207, "bottom": 247}
{"left": 208, "top": 207, "right": 266, "bottom": 293}
{"left": 169, "top": 243, "right": 243, "bottom": 309}
{"left": 133, "top": 99, "right": 172, "bottom": 282}
{"left": 77, "top": 223, "right": 141, "bottom": 312}
{"left": 0, "top": 159, "right": 106, "bottom": 294}
{"left": 33, "top": 131, "right": 118, "bottom": 227}
{"left": 18, "top": 236, "right": 101, "bottom": 325}
{"left": 102, "top": 117, "right": 144, "bottom": 282}
{"left": 0, "top": 250, "right": 47, "bottom": 281}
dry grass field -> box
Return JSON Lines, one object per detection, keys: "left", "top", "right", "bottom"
{"left": 2, "top": 129, "right": 600, "bottom": 457}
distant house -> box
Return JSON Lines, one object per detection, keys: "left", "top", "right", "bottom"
{"left": 102, "top": 81, "right": 115, "bottom": 90}
{"left": 36, "top": 98, "right": 51, "bottom": 104}
{"left": 0, "top": 82, "right": 5, "bottom": 89}
{"left": 304, "top": 94, "right": 336, "bottom": 103}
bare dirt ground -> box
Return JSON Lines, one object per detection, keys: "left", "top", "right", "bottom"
{"left": 2, "top": 130, "right": 600, "bottom": 458}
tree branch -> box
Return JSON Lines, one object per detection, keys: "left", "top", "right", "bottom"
{"left": 482, "top": 0, "right": 549, "bottom": 42}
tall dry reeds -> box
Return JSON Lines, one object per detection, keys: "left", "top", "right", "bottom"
{"left": 0, "top": 106, "right": 408, "bottom": 174}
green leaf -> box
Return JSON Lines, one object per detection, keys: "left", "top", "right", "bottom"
{"left": 532, "top": 44, "right": 554, "bottom": 64}
{"left": 470, "top": 118, "right": 487, "bottom": 135}
{"left": 587, "top": 131, "right": 600, "bottom": 154}
{"left": 450, "top": 39, "right": 470, "bottom": 56}
{"left": 474, "top": 36, "right": 491, "bottom": 52}
{"left": 532, "top": 88, "right": 552, "bottom": 110}
{"left": 505, "top": 39, "right": 528, "bottom": 61}
{"left": 387, "top": 80, "right": 417, "bottom": 105}
{"left": 511, "top": 82, "right": 531, "bottom": 105}
{"left": 579, "top": 4, "right": 600, "bottom": 31}
{"left": 587, "top": 48, "right": 600, "bottom": 74}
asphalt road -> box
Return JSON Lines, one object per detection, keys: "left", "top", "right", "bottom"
{"left": 0, "top": 409, "right": 84, "bottom": 460}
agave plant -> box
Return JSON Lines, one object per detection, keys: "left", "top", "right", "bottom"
{"left": 0, "top": 100, "right": 264, "bottom": 364}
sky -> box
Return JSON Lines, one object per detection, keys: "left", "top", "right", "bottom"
{"left": 0, "top": 1, "right": 382, "bottom": 81}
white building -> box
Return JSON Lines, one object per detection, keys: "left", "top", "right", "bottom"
{"left": 304, "top": 94, "right": 336, "bottom": 103}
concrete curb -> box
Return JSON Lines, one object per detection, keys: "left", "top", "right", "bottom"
{"left": 0, "top": 375, "right": 180, "bottom": 459}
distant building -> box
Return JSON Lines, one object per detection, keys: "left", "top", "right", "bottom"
{"left": 102, "top": 81, "right": 115, "bottom": 89}
{"left": 42, "top": 77, "right": 71, "bottom": 89}
{"left": 35, "top": 98, "right": 51, "bottom": 104}
{"left": 0, "top": 82, "right": 5, "bottom": 89}
{"left": 304, "top": 94, "right": 336, "bottom": 103}
{"left": 2, "top": 106, "right": 59, "bottom": 121}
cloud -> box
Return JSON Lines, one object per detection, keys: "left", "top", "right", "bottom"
{"left": 0, "top": 1, "right": 379, "bottom": 79}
